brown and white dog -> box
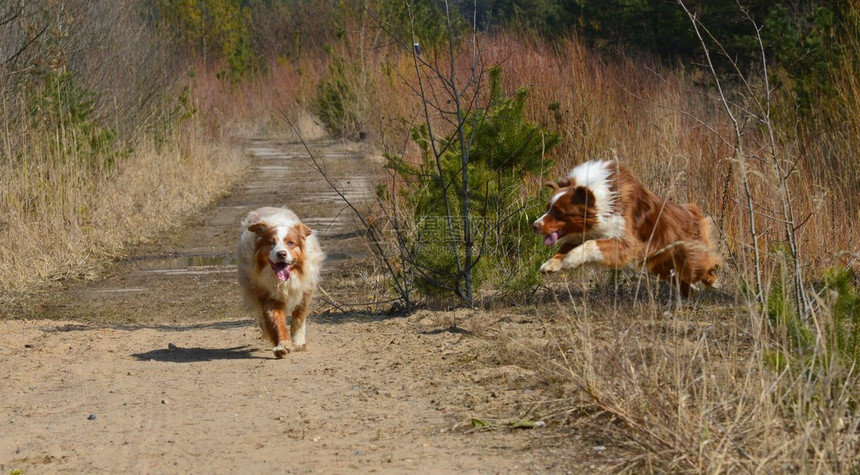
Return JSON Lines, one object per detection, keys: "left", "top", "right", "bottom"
{"left": 532, "top": 160, "right": 720, "bottom": 296}
{"left": 237, "top": 207, "right": 325, "bottom": 358}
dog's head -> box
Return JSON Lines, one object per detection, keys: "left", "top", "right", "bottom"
{"left": 248, "top": 221, "right": 313, "bottom": 281}
{"left": 532, "top": 178, "right": 599, "bottom": 246}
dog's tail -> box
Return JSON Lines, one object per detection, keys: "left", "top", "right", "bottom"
{"left": 697, "top": 215, "right": 722, "bottom": 287}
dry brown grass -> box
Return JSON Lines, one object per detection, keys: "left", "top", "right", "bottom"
{"left": 0, "top": 100, "right": 244, "bottom": 291}
{"left": 433, "top": 274, "right": 859, "bottom": 471}
{"left": 553, "top": 293, "right": 858, "bottom": 471}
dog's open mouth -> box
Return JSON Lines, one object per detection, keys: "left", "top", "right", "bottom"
{"left": 270, "top": 261, "right": 292, "bottom": 281}
{"left": 544, "top": 231, "right": 564, "bottom": 246}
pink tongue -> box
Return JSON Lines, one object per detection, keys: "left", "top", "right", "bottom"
{"left": 272, "top": 263, "right": 291, "bottom": 281}
{"left": 544, "top": 232, "right": 559, "bottom": 246}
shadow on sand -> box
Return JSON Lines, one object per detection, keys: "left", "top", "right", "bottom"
{"left": 132, "top": 344, "right": 266, "bottom": 362}
{"left": 44, "top": 319, "right": 251, "bottom": 333}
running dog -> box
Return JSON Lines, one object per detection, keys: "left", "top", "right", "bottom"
{"left": 532, "top": 160, "right": 720, "bottom": 296}
{"left": 237, "top": 207, "right": 325, "bottom": 357}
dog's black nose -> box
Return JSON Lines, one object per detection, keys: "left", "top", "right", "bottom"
{"left": 277, "top": 250, "right": 288, "bottom": 260}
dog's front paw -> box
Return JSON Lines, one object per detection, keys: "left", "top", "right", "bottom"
{"left": 540, "top": 258, "right": 563, "bottom": 274}
{"left": 273, "top": 342, "right": 292, "bottom": 358}
{"left": 292, "top": 343, "right": 307, "bottom": 352}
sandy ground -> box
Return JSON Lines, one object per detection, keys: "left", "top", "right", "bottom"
{"left": 0, "top": 140, "right": 581, "bottom": 473}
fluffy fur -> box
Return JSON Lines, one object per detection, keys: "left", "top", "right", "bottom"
{"left": 237, "top": 207, "right": 325, "bottom": 357}
{"left": 532, "top": 160, "right": 720, "bottom": 296}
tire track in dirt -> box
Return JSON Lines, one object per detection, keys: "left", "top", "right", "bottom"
{"left": 0, "top": 140, "right": 569, "bottom": 473}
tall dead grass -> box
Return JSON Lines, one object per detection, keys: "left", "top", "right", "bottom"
{"left": 0, "top": 94, "right": 244, "bottom": 291}
{"left": 499, "top": 290, "right": 858, "bottom": 471}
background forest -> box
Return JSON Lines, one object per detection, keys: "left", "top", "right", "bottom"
{"left": 3, "top": 0, "right": 860, "bottom": 470}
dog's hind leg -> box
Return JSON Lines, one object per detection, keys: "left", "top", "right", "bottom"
{"left": 262, "top": 299, "right": 291, "bottom": 358}
{"left": 289, "top": 291, "right": 312, "bottom": 351}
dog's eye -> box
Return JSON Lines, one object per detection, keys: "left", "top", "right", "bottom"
{"left": 268, "top": 239, "right": 276, "bottom": 246}
{"left": 287, "top": 241, "right": 295, "bottom": 248}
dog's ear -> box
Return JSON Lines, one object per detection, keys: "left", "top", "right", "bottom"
{"left": 248, "top": 223, "right": 269, "bottom": 235}
{"left": 297, "top": 223, "right": 312, "bottom": 237}
{"left": 570, "top": 186, "right": 594, "bottom": 206}
{"left": 544, "top": 178, "right": 571, "bottom": 190}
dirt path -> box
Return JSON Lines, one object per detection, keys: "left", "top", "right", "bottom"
{"left": 0, "top": 141, "right": 573, "bottom": 473}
